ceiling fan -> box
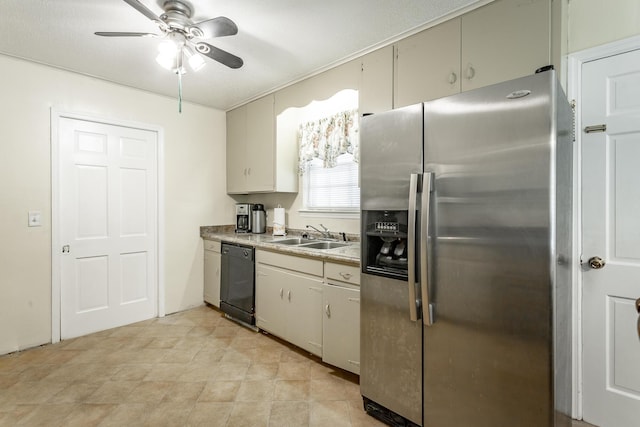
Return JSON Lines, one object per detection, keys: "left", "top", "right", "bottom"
{"left": 95, "top": 0, "right": 243, "bottom": 71}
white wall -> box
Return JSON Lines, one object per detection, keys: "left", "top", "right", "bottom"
{"left": 0, "top": 54, "right": 235, "bottom": 355}
{"left": 568, "top": 0, "right": 640, "bottom": 53}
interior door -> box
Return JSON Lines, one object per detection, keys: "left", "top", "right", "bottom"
{"left": 581, "top": 47, "right": 640, "bottom": 427}
{"left": 58, "top": 117, "right": 158, "bottom": 339}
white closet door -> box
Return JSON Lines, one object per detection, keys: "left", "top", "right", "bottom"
{"left": 59, "top": 117, "right": 158, "bottom": 339}
{"left": 581, "top": 47, "right": 640, "bottom": 427}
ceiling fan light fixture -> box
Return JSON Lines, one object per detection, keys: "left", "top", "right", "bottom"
{"left": 157, "top": 38, "right": 179, "bottom": 56}
{"left": 155, "top": 53, "right": 174, "bottom": 70}
{"left": 155, "top": 50, "right": 177, "bottom": 70}
{"left": 155, "top": 38, "right": 179, "bottom": 70}
{"left": 184, "top": 45, "right": 206, "bottom": 72}
{"left": 96, "top": 0, "right": 244, "bottom": 112}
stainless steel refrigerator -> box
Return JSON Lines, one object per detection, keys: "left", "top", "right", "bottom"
{"left": 360, "top": 70, "right": 573, "bottom": 427}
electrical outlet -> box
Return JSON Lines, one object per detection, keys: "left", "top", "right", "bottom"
{"left": 28, "top": 211, "right": 42, "bottom": 227}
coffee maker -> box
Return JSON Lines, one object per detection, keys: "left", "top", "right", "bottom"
{"left": 235, "top": 203, "right": 253, "bottom": 233}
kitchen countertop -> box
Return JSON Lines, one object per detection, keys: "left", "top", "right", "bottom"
{"left": 200, "top": 227, "right": 360, "bottom": 266}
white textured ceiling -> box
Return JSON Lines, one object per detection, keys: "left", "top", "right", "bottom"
{"left": 0, "top": 0, "right": 485, "bottom": 111}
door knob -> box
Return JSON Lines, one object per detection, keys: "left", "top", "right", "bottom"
{"left": 588, "top": 256, "right": 606, "bottom": 269}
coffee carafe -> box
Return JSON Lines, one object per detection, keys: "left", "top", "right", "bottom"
{"left": 252, "top": 204, "right": 266, "bottom": 234}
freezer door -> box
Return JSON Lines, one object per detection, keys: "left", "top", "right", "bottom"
{"left": 360, "top": 103, "right": 424, "bottom": 425}
{"left": 421, "top": 71, "right": 571, "bottom": 427}
{"left": 360, "top": 273, "right": 422, "bottom": 425}
{"left": 360, "top": 104, "right": 423, "bottom": 211}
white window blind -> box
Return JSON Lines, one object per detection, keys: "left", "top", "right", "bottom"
{"left": 303, "top": 154, "right": 360, "bottom": 211}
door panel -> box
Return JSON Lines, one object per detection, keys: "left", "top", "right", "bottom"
{"left": 322, "top": 283, "right": 360, "bottom": 374}
{"left": 121, "top": 252, "right": 148, "bottom": 303}
{"left": 360, "top": 274, "right": 422, "bottom": 425}
{"left": 77, "top": 165, "right": 108, "bottom": 238}
{"left": 255, "top": 264, "right": 286, "bottom": 336}
{"left": 76, "top": 256, "right": 109, "bottom": 312}
{"left": 581, "top": 47, "right": 640, "bottom": 427}
{"left": 287, "top": 276, "right": 323, "bottom": 356}
{"left": 120, "top": 168, "right": 147, "bottom": 236}
{"left": 59, "top": 117, "right": 158, "bottom": 339}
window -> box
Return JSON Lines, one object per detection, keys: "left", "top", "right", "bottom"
{"left": 303, "top": 153, "right": 359, "bottom": 211}
{"left": 298, "top": 108, "right": 359, "bottom": 214}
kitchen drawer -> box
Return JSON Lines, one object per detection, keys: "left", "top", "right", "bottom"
{"left": 204, "top": 239, "right": 221, "bottom": 252}
{"left": 325, "top": 262, "right": 360, "bottom": 285}
{"left": 256, "top": 250, "right": 323, "bottom": 277}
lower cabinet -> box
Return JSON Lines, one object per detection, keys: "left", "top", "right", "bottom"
{"left": 204, "top": 240, "right": 221, "bottom": 307}
{"left": 255, "top": 250, "right": 361, "bottom": 373}
{"left": 322, "top": 282, "right": 360, "bottom": 374}
{"left": 255, "top": 250, "right": 323, "bottom": 356}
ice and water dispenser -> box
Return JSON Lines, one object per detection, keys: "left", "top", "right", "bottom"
{"left": 361, "top": 210, "right": 409, "bottom": 280}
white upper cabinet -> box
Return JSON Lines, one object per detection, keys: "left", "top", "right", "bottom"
{"left": 360, "top": 46, "right": 394, "bottom": 115}
{"left": 395, "top": 18, "right": 462, "bottom": 108}
{"left": 395, "top": 0, "right": 552, "bottom": 108}
{"left": 226, "top": 105, "right": 247, "bottom": 194}
{"left": 226, "top": 94, "right": 297, "bottom": 194}
{"left": 461, "top": 0, "right": 551, "bottom": 92}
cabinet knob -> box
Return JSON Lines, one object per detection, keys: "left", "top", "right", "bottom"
{"left": 279, "top": 288, "right": 283, "bottom": 298}
{"left": 448, "top": 72, "right": 457, "bottom": 84}
{"left": 325, "top": 304, "right": 331, "bottom": 317}
{"left": 465, "top": 65, "right": 476, "bottom": 80}
{"left": 339, "top": 272, "right": 352, "bottom": 280}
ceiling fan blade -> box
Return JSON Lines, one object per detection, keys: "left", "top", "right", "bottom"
{"left": 122, "top": 0, "right": 161, "bottom": 22}
{"left": 197, "top": 42, "right": 243, "bottom": 69}
{"left": 191, "top": 16, "right": 238, "bottom": 38}
{"left": 95, "top": 32, "right": 157, "bottom": 37}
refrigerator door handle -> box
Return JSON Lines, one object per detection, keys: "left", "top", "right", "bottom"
{"left": 407, "top": 173, "right": 420, "bottom": 322}
{"left": 421, "top": 172, "right": 434, "bottom": 326}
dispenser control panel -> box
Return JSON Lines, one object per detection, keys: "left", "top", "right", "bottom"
{"left": 375, "top": 221, "right": 399, "bottom": 232}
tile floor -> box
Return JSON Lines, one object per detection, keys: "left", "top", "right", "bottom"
{"left": 0, "top": 305, "right": 597, "bottom": 427}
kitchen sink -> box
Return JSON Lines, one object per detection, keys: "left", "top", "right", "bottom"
{"left": 298, "top": 241, "right": 349, "bottom": 250}
{"left": 271, "top": 237, "right": 315, "bottom": 245}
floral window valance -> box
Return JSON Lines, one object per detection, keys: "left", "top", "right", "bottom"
{"left": 298, "top": 109, "right": 359, "bottom": 174}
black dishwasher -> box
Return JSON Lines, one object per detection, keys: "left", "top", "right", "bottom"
{"left": 220, "top": 243, "right": 255, "bottom": 326}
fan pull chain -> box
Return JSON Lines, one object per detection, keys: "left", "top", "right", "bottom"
{"left": 177, "top": 70, "right": 183, "bottom": 113}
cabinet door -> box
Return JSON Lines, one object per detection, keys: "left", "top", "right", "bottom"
{"left": 287, "top": 274, "right": 324, "bottom": 356}
{"left": 246, "top": 95, "right": 275, "bottom": 192}
{"left": 360, "top": 46, "right": 393, "bottom": 115}
{"left": 204, "top": 250, "right": 221, "bottom": 307}
{"left": 395, "top": 18, "right": 461, "bottom": 108}
{"left": 461, "top": 0, "right": 550, "bottom": 92}
{"left": 322, "top": 283, "right": 360, "bottom": 374}
{"left": 255, "top": 264, "right": 286, "bottom": 337}
{"left": 226, "top": 105, "right": 248, "bottom": 194}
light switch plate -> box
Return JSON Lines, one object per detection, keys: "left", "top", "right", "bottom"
{"left": 28, "top": 211, "right": 42, "bottom": 227}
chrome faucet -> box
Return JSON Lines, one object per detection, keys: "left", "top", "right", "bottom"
{"left": 306, "top": 224, "right": 332, "bottom": 239}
